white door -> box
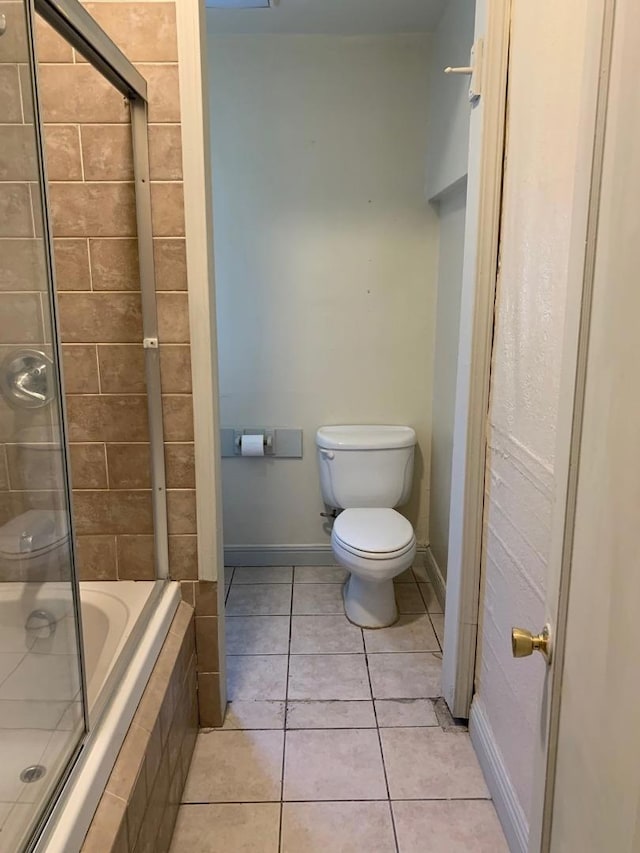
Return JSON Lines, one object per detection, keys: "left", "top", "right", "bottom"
{"left": 542, "top": 0, "right": 640, "bottom": 847}
{"left": 442, "top": 0, "right": 511, "bottom": 718}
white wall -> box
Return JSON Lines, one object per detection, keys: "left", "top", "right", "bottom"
{"left": 428, "top": 180, "right": 467, "bottom": 579}
{"left": 424, "top": 0, "right": 476, "bottom": 201}
{"left": 472, "top": 0, "right": 590, "bottom": 838}
{"left": 208, "top": 34, "right": 437, "bottom": 550}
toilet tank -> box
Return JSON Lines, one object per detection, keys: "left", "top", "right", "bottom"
{"left": 316, "top": 425, "right": 416, "bottom": 509}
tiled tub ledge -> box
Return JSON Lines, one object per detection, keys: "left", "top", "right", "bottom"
{"left": 81, "top": 601, "right": 198, "bottom": 853}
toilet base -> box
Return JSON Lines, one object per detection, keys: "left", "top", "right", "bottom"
{"left": 343, "top": 574, "right": 398, "bottom": 629}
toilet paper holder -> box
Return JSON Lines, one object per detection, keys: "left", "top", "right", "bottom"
{"left": 233, "top": 429, "right": 274, "bottom": 455}
{"left": 220, "top": 427, "right": 303, "bottom": 458}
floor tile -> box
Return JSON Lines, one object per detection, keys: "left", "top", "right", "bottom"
{"left": 0, "top": 655, "right": 25, "bottom": 683}
{"left": 227, "top": 655, "right": 288, "bottom": 700}
{"left": 182, "top": 731, "right": 284, "bottom": 802}
{"left": 281, "top": 801, "right": 396, "bottom": 852}
{"left": 56, "top": 701, "right": 83, "bottom": 731}
{"left": 380, "top": 728, "right": 489, "bottom": 799}
{"left": 287, "top": 700, "right": 376, "bottom": 729}
{"left": 294, "top": 566, "right": 348, "bottom": 584}
{"left": 0, "top": 803, "right": 33, "bottom": 853}
{"left": 393, "top": 568, "right": 415, "bottom": 583}
{"left": 0, "top": 729, "right": 55, "bottom": 802}
{"left": 225, "top": 616, "right": 290, "bottom": 655}
{"left": 367, "top": 653, "right": 441, "bottom": 699}
{"left": 224, "top": 566, "right": 234, "bottom": 583}
{"left": 290, "top": 615, "right": 363, "bottom": 654}
{"left": 234, "top": 566, "right": 293, "bottom": 584}
{"left": 283, "top": 729, "right": 387, "bottom": 800}
{"left": 392, "top": 800, "right": 508, "bottom": 852}
{"left": 226, "top": 584, "right": 292, "bottom": 616}
{"left": 431, "top": 614, "right": 445, "bottom": 646}
{"left": 395, "top": 583, "right": 427, "bottom": 614}
{"left": 375, "top": 699, "right": 438, "bottom": 727}
{"left": 411, "top": 563, "right": 429, "bottom": 583}
{"left": 292, "top": 584, "right": 344, "bottom": 615}
{"left": 363, "top": 615, "right": 439, "bottom": 653}
{"left": 221, "top": 701, "right": 285, "bottom": 730}
{"left": 288, "top": 654, "right": 371, "bottom": 700}
{"left": 170, "top": 803, "right": 280, "bottom": 852}
{"left": 0, "top": 699, "right": 70, "bottom": 730}
{"left": 419, "top": 583, "right": 443, "bottom": 613}
{"left": 0, "top": 654, "right": 80, "bottom": 702}
{"left": 16, "top": 730, "right": 75, "bottom": 806}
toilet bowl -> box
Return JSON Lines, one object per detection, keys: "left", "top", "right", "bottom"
{"left": 316, "top": 425, "right": 418, "bottom": 628}
{"left": 332, "top": 508, "right": 416, "bottom": 627}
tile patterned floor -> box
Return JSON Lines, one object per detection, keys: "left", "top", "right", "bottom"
{"left": 170, "top": 566, "right": 508, "bottom": 853}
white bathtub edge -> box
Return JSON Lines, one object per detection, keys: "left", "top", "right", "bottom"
{"left": 36, "top": 582, "right": 181, "bottom": 853}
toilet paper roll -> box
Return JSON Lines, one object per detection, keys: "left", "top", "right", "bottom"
{"left": 240, "top": 434, "right": 264, "bottom": 457}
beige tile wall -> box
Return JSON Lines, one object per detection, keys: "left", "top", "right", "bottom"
{"left": 35, "top": 6, "right": 199, "bottom": 585}
{"left": 81, "top": 601, "right": 198, "bottom": 853}
{"left": 0, "top": 1, "right": 223, "bottom": 726}
{"left": 0, "top": 2, "right": 63, "bottom": 552}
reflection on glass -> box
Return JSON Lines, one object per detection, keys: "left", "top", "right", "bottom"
{"left": 0, "top": 2, "right": 85, "bottom": 850}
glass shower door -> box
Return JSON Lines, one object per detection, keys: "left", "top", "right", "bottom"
{"left": 0, "top": 1, "right": 86, "bottom": 850}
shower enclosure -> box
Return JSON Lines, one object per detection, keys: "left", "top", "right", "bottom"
{"left": 0, "top": 1, "right": 171, "bottom": 849}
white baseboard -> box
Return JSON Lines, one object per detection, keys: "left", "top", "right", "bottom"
{"left": 469, "top": 697, "right": 529, "bottom": 853}
{"left": 425, "top": 546, "right": 446, "bottom": 609}
{"left": 224, "top": 545, "right": 337, "bottom": 566}
{"left": 224, "top": 544, "right": 428, "bottom": 567}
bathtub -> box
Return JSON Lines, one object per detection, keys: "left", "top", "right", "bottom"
{"left": 2, "top": 579, "right": 183, "bottom": 853}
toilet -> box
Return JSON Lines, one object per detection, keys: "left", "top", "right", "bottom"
{"left": 316, "top": 425, "right": 417, "bottom": 628}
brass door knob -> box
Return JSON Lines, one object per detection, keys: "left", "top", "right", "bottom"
{"left": 511, "top": 625, "right": 552, "bottom": 663}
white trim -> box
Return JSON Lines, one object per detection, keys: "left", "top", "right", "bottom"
{"left": 175, "top": 0, "right": 227, "bottom": 702}
{"left": 424, "top": 546, "right": 446, "bottom": 610}
{"left": 536, "top": 1, "right": 615, "bottom": 848}
{"left": 35, "top": 584, "right": 180, "bottom": 853}
{"left": 469, "top": 696, "right": 529, "bottom": 853}
{"left": 224, "top": 544, "right": 429, "bottom": 567}
{"left": 442, "top": 0, "right": 511, "bottom": 719}
{"left": 225, "top": 545, "right": 337, "bottom": 567}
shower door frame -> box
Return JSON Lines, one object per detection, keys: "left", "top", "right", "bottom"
{"left": 33, "top": 0, "right": 170, "bottom": 583}
{"left": 20, "top": 0, "right": 170, "bottom": 848}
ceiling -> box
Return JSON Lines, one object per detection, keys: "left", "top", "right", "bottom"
{"left": 206, "top": 0, "right": 447, "bottom": 35}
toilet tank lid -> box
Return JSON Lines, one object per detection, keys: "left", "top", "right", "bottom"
{"left": 316, "top": 425, "right": 416, "bottom": 450}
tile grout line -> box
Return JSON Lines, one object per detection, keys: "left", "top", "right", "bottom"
{"left": 180, "top": 796, "right": 493, "bottom": 805}
{"left": 278, "top": 566, "right": 294, "bottom": 852}
{"left": 416, "top": 579, "right": 443, "bottom": 652}
{"left": 362, "top": 618, "right": 401, "bottom": 853}
{"left": 224, "top": 566, "right": 234, "bottom": 606}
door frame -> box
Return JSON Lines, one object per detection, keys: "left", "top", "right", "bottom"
{"left": 441, "top": 0, "right": 512, "bottom": 718}
{"left": 176, "top": 0, "right": 514, "bottom": 723}
{"left": 533, "top": 0, "right": 617, "bottom": 848}
{"left": 175, "top": 0, "right": 227, "bottom": 711}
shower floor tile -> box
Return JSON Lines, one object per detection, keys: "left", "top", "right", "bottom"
{"left": 172, "top": 566, "right": 507, "bottom": 853}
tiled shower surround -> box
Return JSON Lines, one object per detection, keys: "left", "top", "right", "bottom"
{"left": 0, "top": 1, "right": 222, "bottom": 725}
{"left": 82, "top": 601, "right": 198, "bottom": 853}
{"left": 37, "top": 6, "right": 194, "bottom": 584}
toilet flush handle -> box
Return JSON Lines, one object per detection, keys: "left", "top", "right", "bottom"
{"left": 319, "top": 449, "right": 334, "bottom": 460}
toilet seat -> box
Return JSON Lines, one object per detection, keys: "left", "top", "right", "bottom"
{"left": 333, "top": 508, "right": 415, "bottom": 560}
